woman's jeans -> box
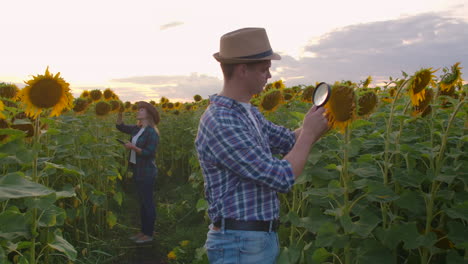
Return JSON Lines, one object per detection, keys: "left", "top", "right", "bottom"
{"left": 134, "top": 175, "right": 156, "bottom": 236}
{"left": 205, "top": 224, "right": 280, "bottom": 264}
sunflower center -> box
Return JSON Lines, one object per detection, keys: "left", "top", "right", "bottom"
{"left": 28, "top": 79, "right": 63, "bottom": 108}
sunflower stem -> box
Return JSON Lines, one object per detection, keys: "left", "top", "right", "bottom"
{"left": 421, "top": 98, "right": 465, "bottom": 264}
{"left": 29, "top": 117, "right": 41, "bottom": 264}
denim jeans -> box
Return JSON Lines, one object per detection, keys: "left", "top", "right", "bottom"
{"left": 134, "top": 174, "right": 156, "bottom": 237}
{"left": 205, "top": 224, "right": 280, "bottom": 264}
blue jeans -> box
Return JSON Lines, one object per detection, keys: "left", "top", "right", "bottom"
{"left": 134, "top": 174, "right": 156, "bottom": 237}
{"left": 205, "top": 224, "right": 279, "bottom": 264}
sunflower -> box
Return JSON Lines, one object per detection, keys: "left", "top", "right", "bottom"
{"left": 0, "top": 100, "right": 5, "bottom": 119}
{"left": 167, "top": 102, "right": 174, "bottom": 109}
{"left": 17, "top": 67, "right": 73, "bottom": 118}
{"left": 159, "top": 97, "right": 168, "bottom": 104}
{"left": 131, "top": 104, "right": 138, "bottom": 111}
{"left": 149, "top": 100, "right": 156, "bottom": 106}
{"left": 167, "top": 251, "right": 177, "bottom": 260}
{"left": 259, "top": 89, "right": 283, "bottom": 113}
{"left": 407, "top": 68, "right": 437, "bottom": 106}
{"left": 103, "top": 88, "right": 114, "bottom": 101}
{"left": 90, "top": 89, "right": 103, "bottom": 102}
{"left": 440, "top": 62, "right": 463, "bottom": 96}
{"left": 0, "top": 82, "right": 19, "bottom": 99}
{"left": 80, "top": 90, "right": 90, "bottom": 98}
{"left": 272, "top": 80, "right": 285, "bottom": 90}
{"left": 412, "top": 88, "right": 434, "bottom": 116}
{"left": 124, "top": 101, "right": 132, "bottom": 110}
{"left": 284, "top": 92, "right": 294, "bottom": 101}
{"left": 362, "top": 76, "right": 372, "bottom": 88}
{"left": 174, "top": 102, "right": 181, "bottom": 109}
{"left": 301, "top": 85, "right": 315, "bottom": 103}
{"left": 283, "top": 88, "right": 295, "bottom": 101}
{"left": 264, "top": 83, "right": 274, "bottom": 91}
{"left": 184, "top": 104, "right": 193, "bottom": 111}
{"left": 72, "top": 98, "right": 89, "bottom": 114}
{"left": 0, "top": 118, "right": 9, "bottom": 141}
{"left": 358, "top": 91, "right": 378, "bottom": 116}
{"left": 324, "top": 85, "right": 356, "bottom": 132}
{"left": 95, "top": 101, "right": 111, "bottom": 116}
{"left": 161, "top": 103, "right": 168, "bottom": 110}
{"left": 109, "top": 100, "right": 120, "bottom": 112}
{"left": 193, "top": 95, "right": 202, "bottom": 102}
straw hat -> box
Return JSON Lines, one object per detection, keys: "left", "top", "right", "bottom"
{"left": 137, "top": 101, "right": 160, "bottom": 125}
{"left": 213, "top": 27, "right": 281, "bottom": 64}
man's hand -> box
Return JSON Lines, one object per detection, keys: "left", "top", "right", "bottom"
{"left": 302, "top": 106, "right": 329, "bottom": 144}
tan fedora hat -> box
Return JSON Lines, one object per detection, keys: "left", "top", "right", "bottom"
{"left": 213, "top": 27, "right": 281, "bottom": 64}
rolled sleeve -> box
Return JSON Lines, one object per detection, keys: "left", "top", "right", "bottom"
{"left": 210, "top": 125, "right": 295, "bottom": 193}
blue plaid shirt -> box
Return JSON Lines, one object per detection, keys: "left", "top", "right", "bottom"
{"left": 195, "top": 95, "right": 296, "bottom": 223}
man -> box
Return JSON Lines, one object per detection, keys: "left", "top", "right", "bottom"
{"left": 195, "top": 27, "right": 329, "bottom": 263}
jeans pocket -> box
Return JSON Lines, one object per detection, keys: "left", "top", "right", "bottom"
{"left": 240, "top": 234, "right": 267, "bottom": 254}
{"left": 205, "top": 242, "right": 223, "bottom": 263}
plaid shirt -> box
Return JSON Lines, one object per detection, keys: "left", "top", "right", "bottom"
{"left": 195, "top": 95, "right": 296, "bottom": 223}
{"left": 116, "top": 123, "right": 159, "bottom": 179}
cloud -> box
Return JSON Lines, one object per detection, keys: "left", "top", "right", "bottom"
{"left": 105, "top": 13, "right": 467, "bottom": 102}
{"left": 160, "top": 21, "right": 184, "bottom": 31}
{"left": 111, "top": 73, "right": 222, "bottom": 101}
{"left": 273, "top": 13, "right": 468, "bottom": 86}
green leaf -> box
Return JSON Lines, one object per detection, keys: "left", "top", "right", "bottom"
{"left": 0, "top": 172, "right": 54, "bottom": 201}
{"left": 44, "top": 162, "right": 84, "bottom": 177}
{"left": 445, "top": 201, "right": 468, "bottom": 222}
{"left": 351, "top": 119, "right": 374, "bottom": 129}
{"left": 357, "top": 245, "right": 393, "bottom": 264}
{"left": 341, "top": 209, "right": 380, "bottom": 237}
{"left": 394, "top": 190, "right": 425, "bottom": 214}
{"left": 113, "top": 192, "right": 123, "bottom": 206}
{"left": 446, "top": 249, "right": 468, "bottom": 264}
{"left": 447, "top": 221, "right": 468, "bottom": 250}
{"left": 349, "top": 164, "right": 379, "bottom": 178}
{"left": 106, "top": 211, "right": 117, "bottom": 229}
{"left": 277, "top": 242, "right": 303, "bottom": 264}
{"left": 311, "top": 248, "right": 331, "bottom": 263}
{"left": 55, "top": 184, "right": 76, "bottom": 199}
{"left": 314, "top": 222, "right": 348, "bottom": 249}
{"left": 0, "top": 206, "right": 31, "bottom": 240}
{"left": 38, "top": 205, "right": 66, "bottom": 227}
{"left": 48, "top": 230, "right": 77, "bottom": 261}
{"left": 196, "top": 199, "right": 208, "bottom": 212}
{"left": 367, "top": 181, "right": 399, "bottom": 202}
{"left": 357, "top": 154, "right": 373, "bottom": 163}
{"left": 24, "top": 193, "right": 57, "bottom": 210}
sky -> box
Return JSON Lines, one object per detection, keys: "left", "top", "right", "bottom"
{"left": 1, "top": 0, "right": 467, "bottom": 103}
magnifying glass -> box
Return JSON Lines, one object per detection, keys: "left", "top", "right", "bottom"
{"left": 312, "top": 82, "right": 331, "bottom": 107}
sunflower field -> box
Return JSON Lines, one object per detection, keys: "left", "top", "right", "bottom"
{"left": 0, "top": 63, "right": 466, "bottom": 264}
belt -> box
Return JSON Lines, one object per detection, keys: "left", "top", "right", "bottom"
{"left": 213, "top": 218, "right": 280, "bottom": 232}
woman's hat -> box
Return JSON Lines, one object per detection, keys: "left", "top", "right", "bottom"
{"left": 137, "top": 101, "right": 160, "bottom": 125}
{"left": 213, "top": 27, "right": 281, "bottom": 64}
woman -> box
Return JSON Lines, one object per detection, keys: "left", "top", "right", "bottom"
{"left": 116, "top": 101, "right": 160, "bottom": 243}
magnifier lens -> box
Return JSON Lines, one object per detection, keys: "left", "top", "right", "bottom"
{"left": 313, "top": 83, "right": 330, "bottom": 106}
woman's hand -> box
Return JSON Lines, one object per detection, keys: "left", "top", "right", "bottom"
{"left": 124, "top": 142, "right": 133, "bottom": 150}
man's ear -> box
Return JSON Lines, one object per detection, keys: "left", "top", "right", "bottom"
{"left": 237, "top": 64, "right": 248, "bottom": 78}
